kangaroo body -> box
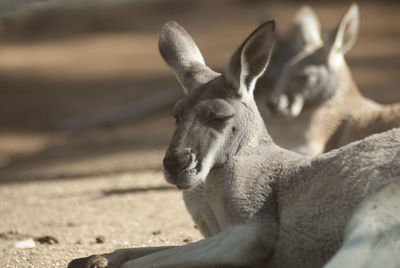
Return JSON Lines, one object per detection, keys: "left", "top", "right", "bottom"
{"left": 67, "top": 18, "right": 400, "bottom": 268}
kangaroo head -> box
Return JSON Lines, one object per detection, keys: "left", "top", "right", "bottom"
{"left": 160, "top": 21, "right": 275, "bottom": 190}
{"left": 261, "top": 6, "right": 321, "bottom": 91}
{"left": 269, "top": 3, "right": 359, "bottom": 117}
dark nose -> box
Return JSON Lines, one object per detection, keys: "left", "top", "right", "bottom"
{"left": 163, "top": 149, "right": 191, "bottom": 175}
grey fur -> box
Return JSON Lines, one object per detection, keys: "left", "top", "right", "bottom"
{"left": 324, "top": 176, "right": 400, "bottom": 268}
{"left": 67, "top": 19, "right": 400, "bottom": 268}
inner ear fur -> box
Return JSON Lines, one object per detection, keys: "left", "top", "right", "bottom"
{"left": 224, "top": 20, "right": 275, "bottom": 99}
{"left": 325, "top": 3, "right": 359, "bottom": 56}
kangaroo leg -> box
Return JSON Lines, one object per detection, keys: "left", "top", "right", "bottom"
{"left": 67, "top": 246, "right": 175, "bottom": 268}
{"left": 323, "top": 177, "right": 400, "bottom": 268}
{"left": 120, "top": 223, "right": 277, "bottom": 268}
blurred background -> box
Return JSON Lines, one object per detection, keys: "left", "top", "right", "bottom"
{"left": 0, "top": 0, "right": 399, "bottom": 181}
{"left": 0, "top": 0, "right": 399, "bottom": 267}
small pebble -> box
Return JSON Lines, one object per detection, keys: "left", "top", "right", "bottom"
{"left": 35, "top": 235, "right": 59, "bottom": 245}
{"left": 15, "top": 238, "right": 36, "bottom": 248}
{"left": 96, "top": 236, "right": 106, "bottom": 244}
{"left": 182, "top": 238, "right": 192, "bottom": 243}
{"left": 152, "top": 230, "right": 161, "bottom": 235}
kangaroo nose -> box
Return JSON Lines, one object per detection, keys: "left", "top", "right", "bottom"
{"left": 163, "top": 149, "right": 192, "bottom": 175}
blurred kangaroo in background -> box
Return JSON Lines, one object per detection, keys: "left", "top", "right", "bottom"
{"left": 268, "top": 3, "right": 400, "bottom": 156}
{"left": 68, "top": 19, "right": 400, "bottom": 268}
{"left": 257, "top": 6, "right": 321, "bottom": 107}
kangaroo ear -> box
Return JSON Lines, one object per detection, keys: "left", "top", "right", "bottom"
{"left": 224, "top": 20, "right": 275, "bottom": 99}
{"left": 325, "top": 3, "right": 359, "bottom": 56}
{"left": 159, "top": 21, "right": 219, "bottom": 95}
{"left": 291, "top": 6, "right": 322, "bottom": 51}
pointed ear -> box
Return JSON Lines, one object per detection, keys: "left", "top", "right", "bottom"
{"left": 224, "top": 20, "right": 275, "bottom": 99}
{"left": 159, "top": 21, "right": 219, "bottom": 95}
{"left": 325, "top": 3, "right": 359, "bottom": 56}
{"left": 291, "top": 6, "right": 322, "bottom": 51}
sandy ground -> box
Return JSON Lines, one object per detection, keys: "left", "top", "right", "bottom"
{"left": 0, "top": 1, "right": 399, "bottom": 267}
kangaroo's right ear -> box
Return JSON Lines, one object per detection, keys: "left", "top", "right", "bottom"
{"left": 224, "top": 20, "right": 275, "bottom": 99}
{"left": 325, "top": 3, "right": 359, "bottom": 56}
{"left": 159, "top": 21, "right": 219, "bottom": 95}
{"left": 291, "top": 5, "right": 322, "bottom": 51}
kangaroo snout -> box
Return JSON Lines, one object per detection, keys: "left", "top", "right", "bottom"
{"left": 163, "top": 148, "right": 197, "bottom": 176}
{"left": 267, "top": 94, "right": 304, "bottom": 118}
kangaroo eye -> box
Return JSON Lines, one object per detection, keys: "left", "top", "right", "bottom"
{"left": 172, "top": 98, "right": 184, "bottom": 124}
{"left": 209, "top": 113, "right": 234, "bottom": 123}
{"left": 219, "top": 114, "right": 234, "bottom": 121}
{"left": 299, "top": 74, "right": 307, "bottom": 79}
{"left": 298, "top": 73, "right": 318, "bottom": 85}
{"left": 298, "top": 74, "right": 309, "bottom": 82}
{"left": 174, "top": 115, "right": 180, "bottom": 124}
{"left": 203, "top": 100, "right": 235, "bottom": 124}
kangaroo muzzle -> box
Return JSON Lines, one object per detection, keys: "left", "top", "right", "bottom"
{"left": 163, "top": 148, "right": 198, "bottom": 177}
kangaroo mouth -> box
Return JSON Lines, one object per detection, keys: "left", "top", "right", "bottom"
{"left": 163, "top": 156, "right": 203, "bottom": 190}
{"left": 180, "top": 152, "right": 200, "bottom": 174}
{"left": 269, "top": 94, "right": 304, "bottom": 118}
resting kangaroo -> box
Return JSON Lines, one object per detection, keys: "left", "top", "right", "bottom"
{"left": 68, "top": 20, "right": 400, "bottom": 268}
{"left": 258, "top": 5, "right": 322, "bottom": 100}
{"left": 268, "top": 3, "right": 400, "bottom": 156}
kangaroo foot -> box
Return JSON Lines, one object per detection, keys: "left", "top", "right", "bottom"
{"left": 67, "top": 254, "right": 108, "bottom": 268}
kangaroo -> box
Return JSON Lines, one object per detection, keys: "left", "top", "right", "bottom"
{"left": 268, "top": 3, "right": 400, "bottom": 156}
{"left": 257, "top": 6, "right": 322, "bottom": 105}
{"left": 67, "top": 20, "right": 400, "bottom": 268}
{"left": 324, "top": 176, "right": 400, "bottom": 268}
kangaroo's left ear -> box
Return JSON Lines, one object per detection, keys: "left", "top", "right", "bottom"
{"left": 325, "top": 3, "right": 359, "bottom": 56}
{"left": 291, "top": 5, "right": 322, "bottom": 51}
{"left": 224, "top": 20, "right": 275, "bottom": 99}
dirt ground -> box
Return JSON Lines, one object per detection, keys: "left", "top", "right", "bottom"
{"left": 0, "top": 1, "right": 399, "bottom": 267}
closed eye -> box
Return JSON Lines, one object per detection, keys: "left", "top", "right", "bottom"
{"left": 298, "top": 74, "right": 308, "bottom": 80}
{"left": 200, "top": 99, "right": 235, "bottom": 125}
{"left": 297, "top": 73, "right": 318, "bottom": 85}
{"left": 172, "top": 98, "right": 185, "bottom": 124}
{"left": 174, "top": 114, "right": 180, "bottom": 124}
{"left": 208, "top": 113, "right": 234, "bottom": 123}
